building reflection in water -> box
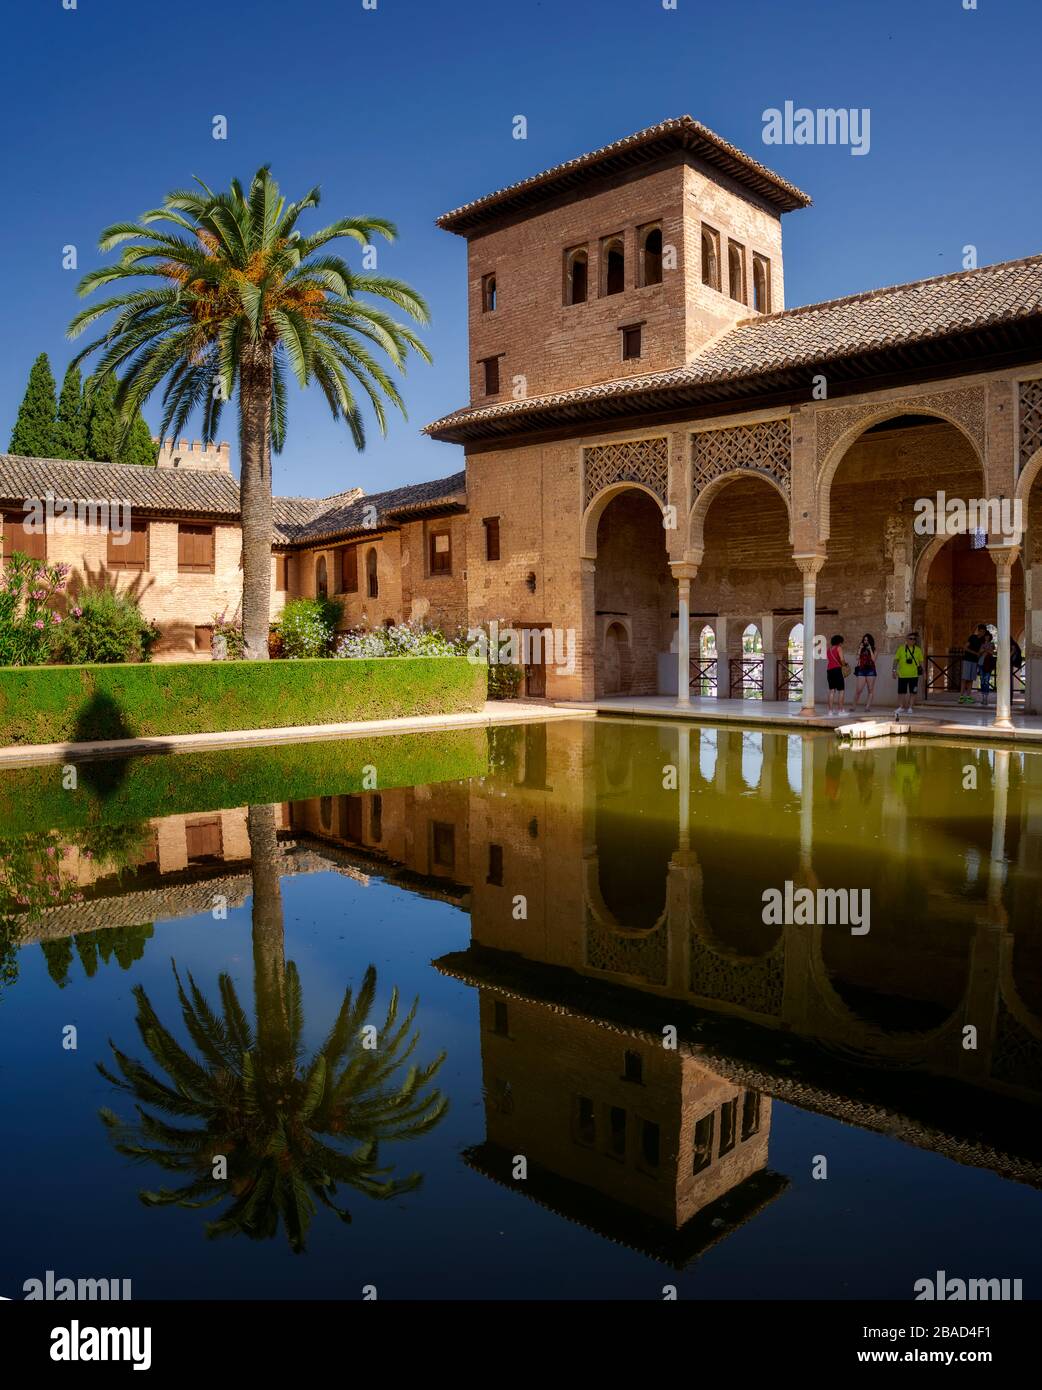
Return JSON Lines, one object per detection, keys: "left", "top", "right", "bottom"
{"left": 16, "top": 719, "right": 1042, "bottom": 1264}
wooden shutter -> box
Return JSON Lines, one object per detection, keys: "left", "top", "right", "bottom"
{"left": 185, "top": 816, "right": 223, "bottom": 861}
{"left": 274, "top": 555, "right": 288, "bottom": 592}
{"left": 178, "top": 523, "right": 215, "bottom": 573}
{"left": 341, "top": 545, "right": 358, "bottom": 593}
{"left": 483, "top": 516, "right": 500, "bottom": 562}
{"left": 2, "top": 509, "right": 47, "bottom": 562}
{"left": 107, "top": 518, "right": 149, "bottom": 571}
{"left": 429, "top": 529, "right": 452, "bottom": 575}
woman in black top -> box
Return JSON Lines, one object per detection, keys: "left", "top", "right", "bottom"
{"left": 852, "top": 633, "right": 877, "bottom": 713}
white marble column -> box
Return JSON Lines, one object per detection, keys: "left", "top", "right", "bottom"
{"left": 670, "top": 561, "right": 699, "bottom": 707}
{"left": 988, "top": 542, "right": 1021, "bottom": 729}
{"left": 794, "top": 553, "right": 826, "bottom": 716}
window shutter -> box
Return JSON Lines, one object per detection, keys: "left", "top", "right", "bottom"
{"left": 107, "top": 519, "right": 149, "bottom": 571}
{"left": 2, "top": 510, "right": 47, "bottom": 562}
{"left": 341, "top": 545, "right": 358, "bottom": 593}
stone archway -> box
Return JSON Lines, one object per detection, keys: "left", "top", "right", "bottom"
{"left": 588, "top": 487, "right": 672, "bottom": 697}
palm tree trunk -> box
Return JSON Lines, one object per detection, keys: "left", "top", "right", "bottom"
{"left": 239, "top": 342, "right": 274, "bottom": 661}
{"left": 247, "top": 803, "right": 289, "bottom": 1054}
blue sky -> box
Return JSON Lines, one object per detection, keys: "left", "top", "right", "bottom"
{"left": 1, "top": 0, "right": 1038, "bottom": 499}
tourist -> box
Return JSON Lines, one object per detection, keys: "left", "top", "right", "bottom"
{"left": 1011, "top": 636, "right": 1025, "bottom": 703}
{"left": 826, "top": 633, "right": 847, "bottom": 715}
{"left": 960, "top": 624, "right": 988, "bottom": 705}
{"left": 978, "top": 630, "right": 997, "bottom": 707}
{"left": 852, "top": 633, "right": 877, "bottom": 712}
{"left": 893, "top": 630, "right": 924, "bottom": 715}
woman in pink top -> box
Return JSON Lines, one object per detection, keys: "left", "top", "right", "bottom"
{"left": 826, "top": 633, "right": 846, "bottom": 715}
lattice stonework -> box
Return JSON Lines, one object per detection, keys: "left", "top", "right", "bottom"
{"left": 583, "top": 436, "right": 668, "bottom": 508}
{"left": 1019, "top": 378, "right": 1042, "bottom": 475}
{"left": 691, "top": 417, "right": 792, "bottom": 497}
{"left": 814, "top": 386, "right": 987, "bottom": 474}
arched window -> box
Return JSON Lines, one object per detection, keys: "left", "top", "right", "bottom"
{"left": 728, "top": 242, "right": 744, "bottom": 302}
{"left": 481, "top": 273, "right": 497, "bottom": 312}
{"left": 752, "top": 255, "right": 770, "bottom": 313}
{"left": 742, "top": 622, "right": 763, "bottom": 655}
{"left": 602, "top": 237, "right": 625, "bottom": 296}
{"left": 366, "top": 547, "right": 378, "bottom": 599}
{"left": 565, "top": 247, "right": 588, "bottom": 305}
{"left": 315, "top": 554, "right": 328, "bottom": 599}
{"left": 640, "top": 226, "right": 663, "bottom": 286}
{"left": 701, "top": 226, "right": 720, "bottom": 290}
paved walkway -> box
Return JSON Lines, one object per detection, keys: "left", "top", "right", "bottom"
{"left": 557, "top": 695, "right": 1042, "bottom": 744}
{"left": 0, "top": 701, "right": 592, "bottom": 769}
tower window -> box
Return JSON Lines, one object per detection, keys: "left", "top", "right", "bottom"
{"left": 487, "top": 842, "right": 504, "bottom": 885}
{"left": 728, "top": 240, "right": 745, "bottom": 303}
{"left": 365, "top": 546, "right": 378, "bottom": 598}
{"left": 641, "top": 1119, "right": 660, "bottom": 1169}
{"left": 564, "top": 246, "right": 588, "bottom": 305}
{"left": 623, "top": 1049, "right": 643, "bottom": 1083}
{"left": 481, "top": 355, "right": 500, "bottom": 395}
{"left": 481, "top": 272, "right": 497, "bottom": 312}
{"left": 608, "top": 1105, "right": 627, "bottom": 1158}
{"left": 621, "top": 324, "right": 642, "bottom": 360}
{"left": 492, "top": 999, "right": 509, "bottom": 1036}
{"left": 574, "top": 1095, "right": 596, "bottom": 1146}
{"left": 483, "top": 515, "right": 501, "bottom": 561}
{"left": 692, "top": 1112, "right": 714, "bottom": 1173}
{"left": 701, "top": 225, "right": 720, "bottom": 291}
{"left": 741, "top": 1091, "right": 762, "bottom": 1140}
{"left": 640, "top": 225, "right": 663, "bottom": 286}
{"left": 718, "top": 1097, "right": 738, "bottom": 1155}
{"left": 601, "top": 236, "right": 625, "bottom": 296}
{"left": 752, "top": 254, "right": 771, "bottom": 313}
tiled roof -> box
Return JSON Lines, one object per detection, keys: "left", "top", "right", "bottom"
{"left": 0, "top": 455, "right": 467, "bottom": 547}
{"left": 0, "top": 454, "right": 241, "bottom": 516}
{"left": 424, "top": 255, "right": 1042, "bottom": 441}
{"left": 284, "top": 470, "right": 467, "bottom": 545}
{"left": 436, "top": 116, "right": 812, "bottom": 232}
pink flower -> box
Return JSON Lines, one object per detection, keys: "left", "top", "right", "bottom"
{"left": 72, "top": 606, "right": 83, "bottom": 618}
{"left": 51, "top": 612, "right": 62, "bottom": 624}
{"left": 31, "top": 589, "right": 46, "bottom": 600}
{"left": 33, "top": 619, "right": 44, "bottom": 630}
{"left": 46, "top": 847, "right": 55, "bottom": 857}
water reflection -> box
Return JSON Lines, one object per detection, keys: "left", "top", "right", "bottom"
{"left": 96, "top": 804, "right": 448, "bottom": 1252}
{"left": 4, "top": 719, "right": 1042, "bottom": 1272}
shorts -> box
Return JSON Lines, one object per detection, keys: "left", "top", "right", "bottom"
{"left": 962, "top": 660, "right": 979, "bottom": 682}
{"left": 854, "top": 665, "right": 876, "bottom": 678}
{"left": 898, "top": 676, "right": 919, "bottom": 695}
{"left": 826, "top": 667, "right": 846, "bottom": 691}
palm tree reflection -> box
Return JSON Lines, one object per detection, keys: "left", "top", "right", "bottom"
{"left": 97, "top": 804, "right": 448, "bottom": 1252}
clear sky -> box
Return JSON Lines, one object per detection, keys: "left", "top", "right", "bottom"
{"left": 1, "top": 0, "right": 1038, "bottom": 499}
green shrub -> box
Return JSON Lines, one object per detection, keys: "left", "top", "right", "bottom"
{"left": 49, "top": 588, "right": 159, "bottom": 665}
{"left": 0, "top": 727, "right": 489, "bottom": 837}
{"left": 0, "top": 655, "right": 487, "bottom": 745}
{"left": 274, "top": 596, "right": 343, "bottom": 658}
{"left": 211, "top": 609, "right": 245, "bottom": 660}
{"left": 488, "top": 663, "right": 523, "bottom": 699}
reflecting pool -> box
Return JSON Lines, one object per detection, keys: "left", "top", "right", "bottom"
{"left": 0, "top": 719, "right": 1040, "bottom": 1299}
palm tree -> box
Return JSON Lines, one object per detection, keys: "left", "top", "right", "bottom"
{"left": 97, "top": 805, "right": 447, "bottom": 1252}
{"left": 68, "top": 171, "right": 431, "bottom": 658}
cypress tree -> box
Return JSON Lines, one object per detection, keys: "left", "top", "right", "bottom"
{"left": 8, "top": 353, "right": 58, "bottom": 457}
{"left": 85, "top": 373, "right": 157, "bottom": 465}
{"left": 85, "top": 373, "right": 120, "bottom": 462}
{"left": 53, "top": 363, "right": 88, "bottom": 460}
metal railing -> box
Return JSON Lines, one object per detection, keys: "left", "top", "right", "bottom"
{"left": 689, "top": 657, "right": 718, "bottom": 697}
{"left": 729, "top": 657, "right": 764, "bottom": 700}
{"left": 777, "top": 658, "right": 803, "bottom": 702}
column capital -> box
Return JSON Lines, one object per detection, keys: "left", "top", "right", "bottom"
{"left": 670, "top": 559, "right": 701, "bottom": 582}
{"left": 793, "top": 550, "right": 827, "bottom": 579}
{"left": 986, "top": 540, "right": 1021, "bottom": 574}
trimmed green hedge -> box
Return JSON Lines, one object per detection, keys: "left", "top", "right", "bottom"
{"left": 0, "top": 655, "right": 486, "bottom": 746}
{"left": 0, "top": 727, "right": 489, "bottom": 837}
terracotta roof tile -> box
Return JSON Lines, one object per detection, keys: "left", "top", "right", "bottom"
{"left": 424, "top": 254, "right": 1042, "bottom": 440}
{"left": 437, "top": 115, "right": 811, "bottom": 231}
